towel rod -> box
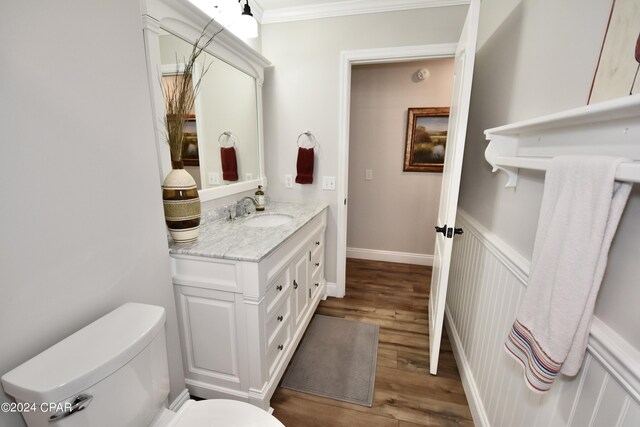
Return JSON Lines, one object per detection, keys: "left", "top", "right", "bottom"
{"left": 491, "top": 157, "right": 640, "bottom": 187}
{"left": 485, "top": 95, "right": 640, "bottom": 188}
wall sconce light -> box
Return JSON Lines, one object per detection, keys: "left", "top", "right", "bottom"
{"left": 235, "top": 0, "right": 258, "bottom": 39}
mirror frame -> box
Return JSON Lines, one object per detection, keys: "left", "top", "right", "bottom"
{"left": 141, "top": 0, "right": 271, "bottom": 202}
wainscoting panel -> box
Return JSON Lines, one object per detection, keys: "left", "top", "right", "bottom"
{"left": 445, "top": 209, "right": 640, "bottom": 427}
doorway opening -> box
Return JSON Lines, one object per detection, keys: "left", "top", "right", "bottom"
{"left": 346, "top": 58, "right": 455, "bottom": 270}
{"left": 334, "top": 44, "right": 457, "bottom": 298}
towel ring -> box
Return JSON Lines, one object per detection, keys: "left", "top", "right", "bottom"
{"left": 297, "top": 131, "right": 318, "bottom": 149}
{"left": 218, "top": 131, "right": 237, "bottom": 148}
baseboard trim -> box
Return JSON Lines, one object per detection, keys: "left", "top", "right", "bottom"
{"left": 346, "top": 247, "right": 433, "bottom": 266}
{"left": 445, "top": 306, "right": 490, "bottom": 427}
{"left": 169, "top": 388, "right": 191, "bottom": 411}
{"left": 325, "top": 281, "right": 340, "bottom": 298}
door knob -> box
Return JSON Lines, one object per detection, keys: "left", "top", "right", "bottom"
{"left": 435, "top": 225, "right": 447, "bottom": 235}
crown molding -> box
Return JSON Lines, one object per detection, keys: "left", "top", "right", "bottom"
{"left": 249, "top": 1, "right": 265, "bottom": 23}
{"left": 260, "top": 0, "right": 470, "bottom": 24}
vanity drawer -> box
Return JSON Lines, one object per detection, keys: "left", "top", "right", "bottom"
{"left": 265, "top": 292, "right": 290, "bottom": 351}
{"left": 310, "top": 264, "right": 322, "bottom": 300}
{"left": 310, "top": 232, "right": 324, "bottom": 260}
{"left": 265, "top": 269, "right": 290, "bottom": 316}
{"left": 311, "top": 248, "right": 322, "bottom": 275}
{"left": 267, "top": 318, "right": 291, "bottom": 378}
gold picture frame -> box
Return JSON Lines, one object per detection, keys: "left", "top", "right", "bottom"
{"left": 403, "top": 107, "right": 449, "bottom": 173}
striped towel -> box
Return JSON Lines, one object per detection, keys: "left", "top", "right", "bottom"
{"left": 505, "top": 156, "right": 632, "bottom": 393}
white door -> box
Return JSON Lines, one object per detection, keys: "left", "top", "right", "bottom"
{"left": 429, "top": 0, "right": 480, "bottom": 375}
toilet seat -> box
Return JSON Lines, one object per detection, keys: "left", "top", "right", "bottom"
{"left": 166, "top": 399, "right": 285, "bottom": 427}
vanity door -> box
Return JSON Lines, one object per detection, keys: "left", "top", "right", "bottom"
{"left": 173, "top": 284, "right": 247, "bottom": 393}
{"left": 292, "top": 251, "right": 309, "bottom": 332}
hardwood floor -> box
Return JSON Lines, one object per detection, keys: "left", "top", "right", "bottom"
{"left": 271, "top": 258, "right": 473, "bottom": 426}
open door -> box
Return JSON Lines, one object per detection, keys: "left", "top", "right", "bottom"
{"left": 429, "top": 0, "right": 480, "bottom": 375}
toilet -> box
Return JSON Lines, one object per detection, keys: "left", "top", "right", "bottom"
{"left": 1, "top": 303, "right": 284, "bottom": 427}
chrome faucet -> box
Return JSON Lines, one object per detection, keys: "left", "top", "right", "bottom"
{"left": 236, "top": 196, "right": 258, "bottom": 217}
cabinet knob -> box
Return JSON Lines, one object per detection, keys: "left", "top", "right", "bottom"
{"left": 315, "top": 241, "right": 320, "bottom": 245}
{"left": 277, "top": 315, "right": 283, "bottom": 322}
{"left": 293, "top": 280, "right": 298, "bottom": 289}
{"left": 276, "top": 285, "right": 282, "bottom": 291}
{"left": 278, "top": 344, "right": 284, "bottom": 351}
{"left": 315, "top": 263, "right": 320, "bottom": 267}
{"left": 315, "top": 282, "right": 319, "bottom": 287}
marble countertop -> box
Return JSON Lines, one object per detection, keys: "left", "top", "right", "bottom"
{"left": 169, "top": 201, "right": 329, "bottom": 262}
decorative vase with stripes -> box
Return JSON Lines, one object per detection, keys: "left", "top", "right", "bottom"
{"left": 162, "top": 161, "right": 200, "bottom": 243}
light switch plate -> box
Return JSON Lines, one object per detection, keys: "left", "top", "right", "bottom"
{"left": 365, "top": 169, "right": 373, "bottom": 181}
{"left": 208, "top": 172, "right": 220, "bottom": 185}
{"left": 322, "top": 176, "right": 336, "bottom": 190}
{"left": 284, "top": 174, "right": 293, "bottom": 188}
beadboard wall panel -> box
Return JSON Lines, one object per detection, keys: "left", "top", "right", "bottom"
{"left": 445, "top": 209, "right": 640, "bottom": 427}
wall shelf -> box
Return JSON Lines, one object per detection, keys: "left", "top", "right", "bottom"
{"left": 484, "top": 94, "right": 640, "bottom": 187}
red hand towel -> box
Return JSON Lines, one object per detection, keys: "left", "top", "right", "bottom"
{"left": 295, "top": 147, "right": 314, "bottom": 184}
{"left": 221, "top": 147, "right": 238, "bottom": 181}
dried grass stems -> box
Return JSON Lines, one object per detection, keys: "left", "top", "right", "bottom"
{"left": 163, "top": 19, "right": 223, "bottom": 164}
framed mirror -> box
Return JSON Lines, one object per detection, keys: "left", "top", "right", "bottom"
{"left": 141, "top": 0, "right": 271, "bottom": 202}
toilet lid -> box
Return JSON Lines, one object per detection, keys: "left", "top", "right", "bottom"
{"left": 170, "top": 399, "right": 285, "bottom": 427}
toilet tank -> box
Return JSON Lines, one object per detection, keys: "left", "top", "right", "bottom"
{"left": 1, "top": 303, "right": 170, "bottom": 427}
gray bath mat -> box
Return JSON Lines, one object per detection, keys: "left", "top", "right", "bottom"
{"left": 281, "top": 315, "right": 379, "bottom": 407}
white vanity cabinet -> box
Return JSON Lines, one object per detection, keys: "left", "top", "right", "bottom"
{"left": 170, "top": 208, "right": 327, "bottom": 410}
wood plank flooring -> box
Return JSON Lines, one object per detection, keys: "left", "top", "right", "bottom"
{"left": 271, "top": 258, "right": 473, "bottom": 426}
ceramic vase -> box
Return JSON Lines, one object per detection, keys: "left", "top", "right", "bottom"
{"left": 162, "top": 161, "right": 201, "bottom": 243}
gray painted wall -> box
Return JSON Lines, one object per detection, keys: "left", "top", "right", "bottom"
{"left": 261, "top": 6, "right": 468, "bottom": 283}
{"left": 0, "top": 1, "right": 185, "bottom": 426}
{"left": 347, "top": 59, "right": 454, "bottom": 257}
{"left": 458, "top": 0, "right": 640, "bottom": 349}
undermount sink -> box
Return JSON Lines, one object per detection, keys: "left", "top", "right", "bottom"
{"left": 243, "top": 213, "right": 293, "bottom": 228}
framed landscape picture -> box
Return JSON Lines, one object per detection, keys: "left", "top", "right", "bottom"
{"left": 403, "top": 107, "right": 450, "bottom": 172}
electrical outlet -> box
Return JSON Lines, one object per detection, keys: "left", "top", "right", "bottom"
{"left": 322, "top": 176, "right": 336, "bottom": 190}
{"left": 365, "top": 169, "right": 373, "bottom": 181}
{"left": 245, "top": 172, "right": 253, "bottom": 181}
{"left": 284, "top": 174, "right": 293, "bottom": 188}
{"left": 208, "top": 172, "right": 220, "bottom": 185}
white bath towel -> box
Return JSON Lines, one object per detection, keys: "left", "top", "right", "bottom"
{"left": 505, "top": 155, "right": 632, "bottom": 393}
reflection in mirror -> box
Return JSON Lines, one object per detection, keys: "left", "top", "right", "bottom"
{"left": 159, "top": 33, "right": 259, "bottom": 191}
